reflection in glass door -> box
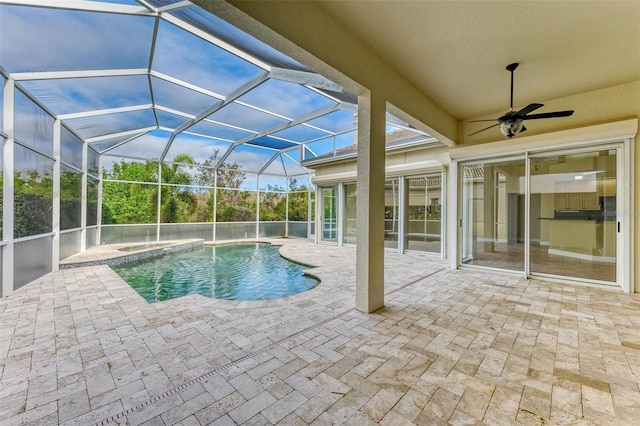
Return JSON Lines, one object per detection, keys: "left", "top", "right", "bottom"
{"left": 530, "top": 149, "right": 617, "bottom": 283}
{"left": 461, "top": 159, "right": 526, "bottom": 271}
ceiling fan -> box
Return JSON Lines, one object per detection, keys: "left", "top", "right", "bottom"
{"left": 468, "top": 63, "right": 574, "bottom": 138}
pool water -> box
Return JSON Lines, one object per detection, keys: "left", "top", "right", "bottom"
{"left": 112, "top": 243, "right": 318, "bottom": 303}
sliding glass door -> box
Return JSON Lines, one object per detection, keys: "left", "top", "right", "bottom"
{"left": 461, "top": 158, "right": 526, "bottom": 271}
{"left": 530, "top": 149, "right": 617, "bottom": 283}
{"left": 405, "top": 174, "right": 442, "bottom": 254}
{"left": 459, "top": 146, "right": 620, "bottom": 285}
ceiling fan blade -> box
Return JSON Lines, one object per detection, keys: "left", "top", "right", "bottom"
{"left": 516, "top": 103, "right": 544, "bottom": 116}
{"left": 468, "top": 123, "right": 500, "bottom": 136}
{"left": 524, "top": 110, "right": 574, "bottom": 120}
{"left": 469, "top": 119, "right": 499, "bottom": 123}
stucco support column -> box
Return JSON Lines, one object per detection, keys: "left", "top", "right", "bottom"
{"left": 355, "top": 91, "right": 386, "bottom": 313}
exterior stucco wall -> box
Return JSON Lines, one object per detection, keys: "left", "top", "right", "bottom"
{"left": 198, "top": 0, "right": 638, "bottom": 291}
{"left": 313, "top": 82, "right": 639, "bottom": 290}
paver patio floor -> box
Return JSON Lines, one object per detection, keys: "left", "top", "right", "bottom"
{"left": 1, "top": 239, "right": 640, "bottom": 425}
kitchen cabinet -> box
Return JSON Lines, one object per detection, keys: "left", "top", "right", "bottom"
{"left": 554, "top": 180, "right": 600, "bottom": 211}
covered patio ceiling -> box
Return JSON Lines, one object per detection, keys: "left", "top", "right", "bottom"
{"left": 0, "top": 0, "right": 437, "bottom": 176}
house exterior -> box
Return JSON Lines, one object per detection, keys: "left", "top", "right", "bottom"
{"left": 206, "top": 0, "right": 640, "bottom": 308}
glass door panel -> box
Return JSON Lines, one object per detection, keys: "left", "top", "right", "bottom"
{"left": 530, "top": 149, "right": 617, "bottom": 282}
{"left": 461, "top": 159, "right": 525, "bottom": 271}
{"left": 384, "top": 179, "right": 399, "bottom": 249}
{"left": 405, "top": 174, "right": 442, "bottom": 253}
{"left": 321, "top": 187, "right": 337, "bottom": 241}
{"left": 343, "top": 183, "right": 357, "bottom": 244}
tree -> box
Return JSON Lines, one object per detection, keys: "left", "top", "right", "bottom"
{"left": 158, "top": 154, "right": 197, "bottom": 223}
{"left": 288, "top": 189, "right": 309, "bottom": 221}
{"left": 193, "top": 151, "right": 255, "bottom": 222}
{"left": 101, "top": 158, "right": 159, "bottom": 224}
{"left": 101, "top": 180, "right": 157, "bottom": 224}
{"left": 103, "top": 158, "right": 158, "bottom": 183}
{"left": 14, "top": 169, "right": 54, "bottom": 238}
{"left": 195, "top": 150, "right": 247, "bottom": 190}
{"left": 100, "top": 152, "right": 309, "bottom": 225}
{"left": 194, "top": 151, "right": 217, "bottom": 187}
{"left": 259, "top": 184, "right": 287, "bottom": 221}
{"left": 60, "top": 169, "right": 82, "bottom": 230}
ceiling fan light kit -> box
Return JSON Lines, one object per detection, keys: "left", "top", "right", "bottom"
{"left": 499, "top": 119, "right": 524, "bottom": 138}
{"left": 469, "top": 62, "right": 574, "bottom": 139}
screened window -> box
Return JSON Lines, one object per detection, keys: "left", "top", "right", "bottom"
{"left": 60, "top": 127, "right": 84, "bottom": 231}
{"left": 101, "top": 182, "right": 158, "bottom": 225}
{"left": 60, "top": 165, "right": 82, "bottom": 230}
{"left": 87, "top": 148, "right": 100, "bottom": 178}
{"left": 87, "top": 177, "right": 98, "bottom": 227}
{"left": 60, "top": 126, "right": 83, "bottom": 169}
{"left": 103, "top": 156, "right": 158, "bottom": 183}
{"left": 288, "top": 177, "right": 310, "bottom": 222}
{"left": 0, "top": 137, "right": 4, "bottom": 239}
{"left": 0, "top": 76, "right": 5, "bottom": 131}
{"left": 14, "top": 145, "right": 54, "bottom": 238}
{"left": 259, "top": 190, "right": 286, "bottom": 221}
{"left": 216, "top": 189, "right": 256, "bottom": 222}
{"left": 14, "top": 89, "right": 54, "bottom": 156}
{"left": 161, "top": 187, "right": 212, "bottom": 223}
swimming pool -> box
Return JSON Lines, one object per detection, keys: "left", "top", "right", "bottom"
{"left": 112, "top": 243, "right": 318, "bottom": 303}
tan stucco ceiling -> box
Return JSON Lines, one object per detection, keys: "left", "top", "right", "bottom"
{"left": 315, "top": 1, "right": 640, "bottom": 120}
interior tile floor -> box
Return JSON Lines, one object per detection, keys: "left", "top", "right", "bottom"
{"left": 1, "top": 239, "right": 639, "bottom": 425}
{"left": 463, "top": 241, "right": 617, "bottom": 283}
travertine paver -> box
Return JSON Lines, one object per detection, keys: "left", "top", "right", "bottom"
{"left": 1, "top": 238, "right": 640, "bottom": 425}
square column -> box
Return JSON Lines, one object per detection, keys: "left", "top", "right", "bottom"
{"left": 355, "top": 91, "right": 386, "bottom": 313}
